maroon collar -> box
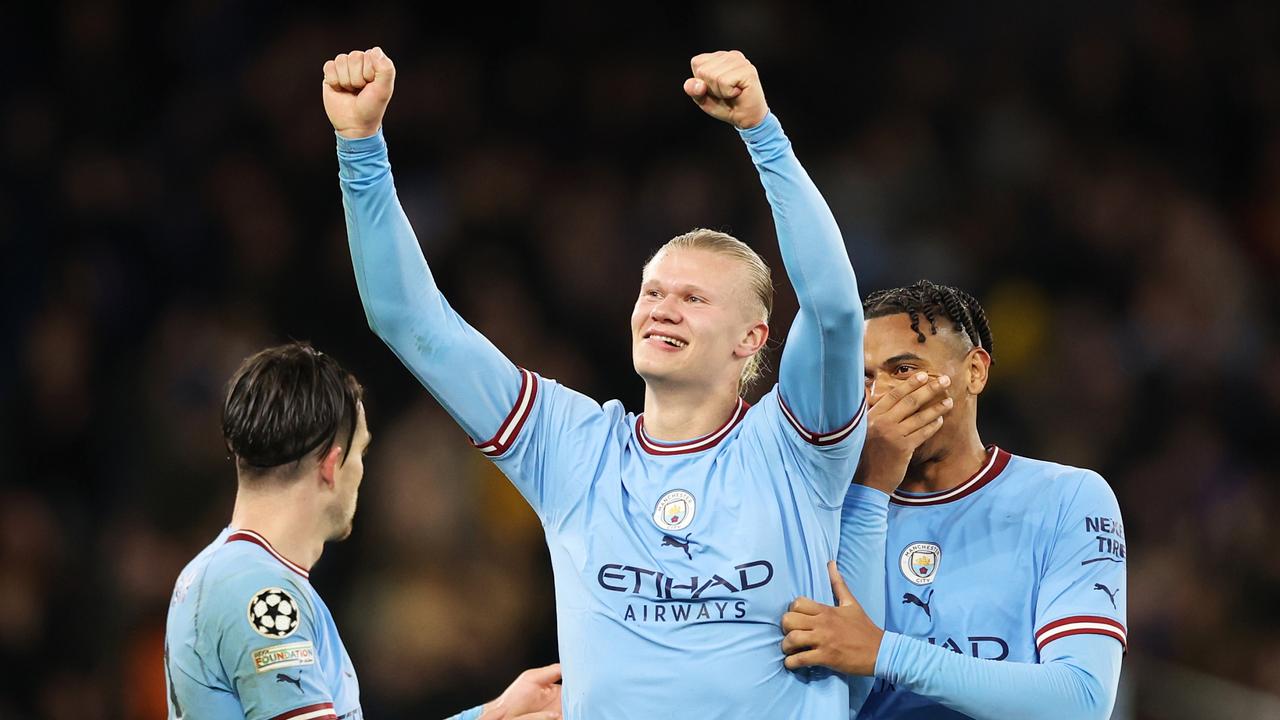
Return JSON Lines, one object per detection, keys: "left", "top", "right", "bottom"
{"left": 635, "top": 398, "right": 748, "bottom": 456}
{"left": 226, "top": 529, "right": 310, "bottom": 579}
{"left": 890, "top": 447, "right": 1012, "bottom": 507}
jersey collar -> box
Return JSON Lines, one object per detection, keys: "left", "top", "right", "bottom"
{"left": 635, "top": 398, "right": 748, "bottom": 456}
{"left": 226, "top": 528, "right": 311, "bottom": 579}
{"left": 890, "top": 446, "right": 1012, "bottom": 507}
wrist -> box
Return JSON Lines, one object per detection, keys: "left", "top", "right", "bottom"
{"left": 336, "top": 125, "right": 380, "bottom": 140}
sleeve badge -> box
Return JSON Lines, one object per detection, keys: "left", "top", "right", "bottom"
{"left": 247, "top": 587, "right": 301, "bottom": 638}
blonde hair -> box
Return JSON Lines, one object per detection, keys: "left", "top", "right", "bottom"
{"left": 645, "top": 229, "right": 774, "bottom": 393}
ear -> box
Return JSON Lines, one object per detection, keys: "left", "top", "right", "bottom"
{"left": 318, "top": 444, "right": 344, "bottom": 491}
{"left": 734, "top": 320, "right": 769, "bottom": 360}
{"left": 965, "top": 347, "right": 992, "bottom": 396}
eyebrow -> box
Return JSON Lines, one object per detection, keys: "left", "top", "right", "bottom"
{"left": 881, "top": 353, "right": 925, "bottom": 366}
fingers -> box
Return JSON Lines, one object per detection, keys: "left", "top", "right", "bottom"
{"left": 787, "top": 596, "right": 827, "bottom": 616}
{"left": 347, "top": 50, "right": 368, "bottom": 90}
{"left": 335, "top": 52, "right": 352, "bottom": 89}
{"left": 781, "top": 629, "right": 817, "bottom": 655}
{"left": 511, "top": 713, "right": 561, "bottom": 720}
{"left": 828, "top": 561, "right": 856, "bottom": 607}
{"left": 690, "top": 50, "right": 750, "bottom": 99}
{"left": 781, "top": 611, "right": 815, "bottom": 633}
{"left": 783, "top": 649, "right": 825, "bottom": 671}
{"left": 879, "top": 373, "right": 951, "bottom": 424}
{"left": 898, "top": 394, "right": 953, "bottom": 435}
{"left": 324, "top": 48, "right": 394, "bottom": 92}
{"left": 519, "top": 663, "right": 563, "bottom": 686}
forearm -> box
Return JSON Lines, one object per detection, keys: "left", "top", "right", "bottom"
{"left": 740, "top": 114, "right": 862, "bottom": 429}
{"left": 836, "top": 483, "right": 889, "bottom": 712}
{"left": 338, "top": 131, "right": 522, "bottom": 442}
{"left": 875, "top": 633, "right": 1122, "bottom": 720}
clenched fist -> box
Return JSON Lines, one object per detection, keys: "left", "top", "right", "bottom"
{"left": 322, "top": 47, "right": 395, "bottom": 139}
{"left": 683, "top": 50, "right": 769, "bottom": 130}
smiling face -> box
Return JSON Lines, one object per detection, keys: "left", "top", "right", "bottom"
{"left": 631, "top": 247, "right": 769, "bottom": 394}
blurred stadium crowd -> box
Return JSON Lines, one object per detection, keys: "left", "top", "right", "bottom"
{"left": 2, "top": 1, "right": 1278, "bottom": 718}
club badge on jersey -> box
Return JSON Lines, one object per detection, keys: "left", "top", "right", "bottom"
{"left": 900, "top": 542, "right": 942, "bottom": 585}
{"left": 653, "top": 489, "right": 697, "bottom": 531}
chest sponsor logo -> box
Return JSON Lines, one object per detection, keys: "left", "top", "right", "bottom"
{"left": 900, "top": 542, "right": 942, "bottom": 585}
{"left": 653, "top": 489, "right": 696, "bottom": 531}
{"left": 252, "top": 641, "right": 316, "bottom": 673}
{"left": 598, "top": 560, "right": 774, "bottom": 624}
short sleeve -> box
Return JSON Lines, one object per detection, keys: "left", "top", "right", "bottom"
{"left": 1033, "top": 471, "right": 1128, "bottom": 655}
{"left": 212, "top": 576, "right": 338, "bottom": 720}
{"left": 478, "top": 370, "right": 615, "bottom": 525}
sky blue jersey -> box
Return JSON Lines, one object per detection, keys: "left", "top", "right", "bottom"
{"left": 338, "top": 112, "right": 876, "bottom": 719}
{"left": 842, "top": 447, "right": 1127, "bottom": 720}
{"left": 164, "top": 528, "right": 482, "bottom": 720}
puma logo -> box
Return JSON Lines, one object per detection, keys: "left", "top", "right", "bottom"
{"left": 661, "top": 533, "right": 693, "bottom": 560}
{"left": 902, "top": 588, "right": 934, "bottom": 618}
{"left": 276, "top": 672, "right": 303, "bottom": 693}
{"left": 1093, "top": 583, "right": 1119, "bottom": 609}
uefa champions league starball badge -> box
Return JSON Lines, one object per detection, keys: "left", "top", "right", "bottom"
{"left": 247, "top": 587, "right": 301, "bottom": 638}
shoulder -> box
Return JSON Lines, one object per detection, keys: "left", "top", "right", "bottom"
{"left": 200, "top": 544, "right": 315, "bottom": 640}
{"left": 1006, "top": 453, "right": 1121, "bottom": 531}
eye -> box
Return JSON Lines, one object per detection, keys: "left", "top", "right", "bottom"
{"left": 893, "top": 365, "right": 915, "bottom": 377}
{"left": 645, "top": 289, "right": 662, "bottom": 299}
{"left": 686, "top": 295, "right": 705, "bottom": 304}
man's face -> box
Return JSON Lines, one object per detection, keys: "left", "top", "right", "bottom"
{"left": 863, "top": 313, "right": 973, "bottom": 461}
{"left": 631, "top": 248, "right": 765, "bottom": 392}
{"left": 328, "top": 403, "right": 370, "bottom": 542}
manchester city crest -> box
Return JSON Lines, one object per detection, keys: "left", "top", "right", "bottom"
{"left": 900, "top": 542, "right": 942, "bottom": 586}
{"left": 653, "top": 489, "right": 696, "bottom": 531}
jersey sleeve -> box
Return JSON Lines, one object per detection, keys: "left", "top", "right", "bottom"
{"left": 479, "top": 372, "right": 615, "bottom": 525}
{"left": 1033, "top": 470, "right": 1128, "bottom": 654}
{"left": 836, "top": 483, "right": 890, "bottom": 713}
{"left": 208, "top": 573, "right": 337, "bottom": 720}
{"left": 338, "top": 130, "right": 525, "bottom": 449}
{"left": 746, "top": 386, "right": 866, "bottom": 508}
{"left": 739, "top": 114, "right": 866, "bottom": 474}
{"left": 873, "top": 631, "right": 1123, "bottom": 720}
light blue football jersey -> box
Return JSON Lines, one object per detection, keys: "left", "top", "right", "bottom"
{"left": 854, "top": 447, "right": 1127, "bottom": 718}
{"left": 480, "top": 370, "right": 867, "bottom": 720}
{"left": 338, "top": 111, "right": 874, "bottom": 719}
{"left": 164, "top": 528, "right": 362, "bottom": 720}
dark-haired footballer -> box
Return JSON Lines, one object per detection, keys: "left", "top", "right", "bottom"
{"left": 163, "top": 343, "right": 562, "bottom": 720}
{"left": 782, "top": 282, "right": 1127, "bottom": 720}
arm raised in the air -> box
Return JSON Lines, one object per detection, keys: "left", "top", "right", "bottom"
{"left": 324, "top": 48, "right": 523, "bottom": 445}
{"left": 684, "top": 51, "right": 864, "bottom": 440}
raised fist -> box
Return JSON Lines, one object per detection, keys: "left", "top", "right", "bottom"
{"left": 683, "top": 50, "right": 769, "bottom": 130}
{"left": 322, "top": 47, "right": 395, "bottom": 139}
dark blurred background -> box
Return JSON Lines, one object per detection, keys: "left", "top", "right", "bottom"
{"left": 3, "top": 1, "right": 1279, "bottom": 718}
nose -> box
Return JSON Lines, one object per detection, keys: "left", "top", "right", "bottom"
{"left": 650, "top": 294, "right": 682, "bottom": 323}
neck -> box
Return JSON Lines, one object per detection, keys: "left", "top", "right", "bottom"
{"left": 229, "top": 481, "right": 326, "bottom": 571}
{"left": 900, "top": 422, "right": 988, "bottom": 494}
{"left": 641, "top": 378, "right": 741, "bottom": 442}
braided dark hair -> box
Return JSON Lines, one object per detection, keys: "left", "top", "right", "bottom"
{"left": 864, "top": 280, "right": 995, "bottom": 363}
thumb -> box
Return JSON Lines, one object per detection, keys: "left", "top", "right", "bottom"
{"left": 520, "top": 662, "right": 562, "bottom": 686}
{"left": 368, "top": 46, "right": 396, "bottom": 86}
{"left": 828, "top": 561, "right": 856, "bottom": 607}
{"left": 683, "top": 77, "right": 706, "bottom": 98}
{"left": 511, "top": 713, "right": 560, "bottom": 720}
